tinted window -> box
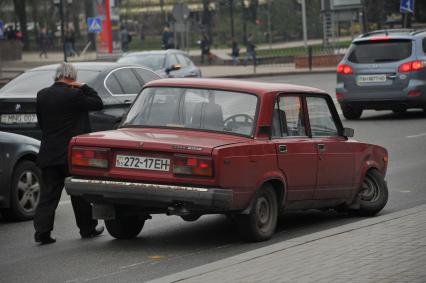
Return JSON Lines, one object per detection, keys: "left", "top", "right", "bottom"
{"left": 423, "top": 38, "right": 426, "bottom": 53}
{"left": 111, "top": 68, "right": 141, "bottom": 95}
{"left": 117, "top": 54, "right": 165, "bottom": 70}
{"left": 348, "top": 40, "right": 412, "bottom": 63}
{"left": 134, "top": 68, "right": 161, "bottom": 85}
{"left": 0, "top": 70, "right": 99, "bottom": 96}
{"left": 105, "top": 74, "right": 123, "bottom": 95}
{"left": 176, "top": 54, "right": 189, "bottom": 68}
{"left": 306, "top": 97, "right": 338, "bottom": 137}
{"left": 273, "top": 96, "right": 306, "bottom": 137}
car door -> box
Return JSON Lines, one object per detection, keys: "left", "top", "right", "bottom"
{"left": 271, "top": 95, "right": 318, "bottom": 201}
{"left": 306, "top": 96, "right": 354, "bottom": 199}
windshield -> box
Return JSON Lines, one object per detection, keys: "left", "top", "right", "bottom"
{"left": 117, "top": 54, "right": 165, "bottom": 70}
{"left": 0, "top": 69, "right": 100, "bottom": 96}
{"left": 348, "top": 39, "right": 412, "bottom": 63}
{"left": 122, "top": 87, "right": 258, "bottom": 136}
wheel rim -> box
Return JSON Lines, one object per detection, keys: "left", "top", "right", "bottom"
{"left": 255, "top": 195, "right": 272, "bottom": 233}
{"left": 359, "top": 174, "right": 380, "bottom": 202}
{"left": 17, "top": 170, "right": 40, "bottom": 213}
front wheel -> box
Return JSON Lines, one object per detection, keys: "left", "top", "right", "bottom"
{"left": 2, "top": 160, "right": 41, "bottom": 221}
{"left": 105, "top": 213, "right": 145, "bottom": 239}
{"left": 352, "top": 169, "right": 388, "bottom": 217}
{"left": 236, "top": 184, "right": 278, "bottom": 242}
{"left": 341, "top": 106, "right": 363, "bottom": 120}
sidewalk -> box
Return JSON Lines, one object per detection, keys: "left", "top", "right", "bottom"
{"left": 149, "top": 204, "right": 426, "bottom": 283}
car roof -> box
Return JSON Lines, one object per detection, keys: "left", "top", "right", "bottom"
{"left": 353, "top": 29, "right": 426, "bottom": 43}
{"left": 144, "top": 78, "right": 327, "bottom": 96}
{"left": 27, "top": 62, "right": 146, "bottom": 72}
{"left": 122, "top": 49, "right": 185, "bottom": 57}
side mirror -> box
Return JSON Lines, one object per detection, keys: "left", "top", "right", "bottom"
{"left": 343, "top": 127, "right": 354, "bottom": 138}
{"left": 165, "top": 64, "right": 182, "bottom": 74}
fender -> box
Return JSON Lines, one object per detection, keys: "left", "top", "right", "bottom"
{"left": 241, "top": 170, "right": 287, "bottom": 215}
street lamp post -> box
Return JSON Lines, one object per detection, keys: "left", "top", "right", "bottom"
{"left": 301, "top": 0, "right": 308, "bottom": 49}
{"left": 229, "top": 0, "right": 235, "bottom": 39}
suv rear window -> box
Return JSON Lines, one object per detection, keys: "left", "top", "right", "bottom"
{"left": 348, "top": 39, "right": 412, "bottom": 63}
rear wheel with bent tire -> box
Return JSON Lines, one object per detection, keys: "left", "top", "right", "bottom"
{"left": 236, "top": 184, "right": 278, "bottom": 242}
{"left": 352, "top": 169, "right": 388, "bottom": 216}
{"left": 341, "top": 106, "right": 363, "bottom": 120}
{"left": 105, "top": 212, "right": 145, "bottom": 239}
{"left": 2, "top": 160, "right": 41, "bottom": 221}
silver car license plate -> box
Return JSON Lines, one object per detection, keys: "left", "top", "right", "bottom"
{"left": 0, "top": 114, "right": 38, "bottom": 124}
{"left": 357, "top": 74, "right": 387, "bottom": 84}
{"left": 115, "top": 154, "right": 170, "bottom": 172}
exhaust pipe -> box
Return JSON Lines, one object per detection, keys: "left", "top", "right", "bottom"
{"left": 167, "top": 204, "right": 190, "bottom": 216}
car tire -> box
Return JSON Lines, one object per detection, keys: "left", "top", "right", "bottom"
{"left": 236, "top": 184, "right": 278, "bottom": 242}
{"left": 2, "top": 160, "right": 41, "bottom": 221}
{"left": 352, "top": 169, "right": 388, "bottom": 217}
{"left": 105, "top": 213, "right": 145, "bottom": 239}
{"left": 342, "top": 106, "right": 363, "bottom": 120}
{"left": 181, "top": 214, "right": 202, "bottom": 222}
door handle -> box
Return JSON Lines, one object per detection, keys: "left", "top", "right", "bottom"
{"left": 317, "top": 144, "right": 326, "bottom": 151}
{"left": 124, "top": 99, "right": 133, "bottom": 105}
{"left": 279, "top": 144, "right": 287, "bottom": 153}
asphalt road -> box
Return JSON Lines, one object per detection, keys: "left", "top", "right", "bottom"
{"left": 1, "top": 73, "right": 426, "bottom": 283}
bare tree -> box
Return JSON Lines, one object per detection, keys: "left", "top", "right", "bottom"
{"left": 13, "top": 0, "right": 29, "bottom": 49}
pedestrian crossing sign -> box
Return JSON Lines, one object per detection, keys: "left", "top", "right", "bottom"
{"left": 0, "top": 20, "right": 4, "bottom": 39}
{"left": 87, "top": 17, "right": 102, "bottom": 33}
{"left": 400, "top": 0, "right": 415, "bottom": 13}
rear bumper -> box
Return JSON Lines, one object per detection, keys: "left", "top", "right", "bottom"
{"left": 64, "top": 177, "right": 233, "bottom": 212}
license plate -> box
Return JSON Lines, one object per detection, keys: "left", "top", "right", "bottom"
{"left": 115, "top": 154, "right": 170, "bottom": 172}
{"left": 357, "top": 74, "right": 387, "bottom": 84}
{"left": 0, "top": 114, "right": 38, "bottom": 124}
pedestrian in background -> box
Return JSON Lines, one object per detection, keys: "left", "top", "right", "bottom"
{"left": 38, "top": 27, "right": 49, "bottom": 59}
{"left": 64, "top": 28, "right": 77, "bottom": 57}
{"left": 231, "top": 38, "right": 240, "bottom": 65}
{"left": 120, "top": 25, "right": 130, "bottom": 52}
{"left": 243, "top": 33, "right": 256, "bottom": 66}
{"left": 34, "top": 62, "right": 104, "bottom": 245}
{"left": 200, "top": 33, "right": 211, "bottom": 64}
{"left": 162, "top": 26, "right": 173, "bottom": 49}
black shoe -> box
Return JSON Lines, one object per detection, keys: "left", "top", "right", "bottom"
{"left": 34, "top": 232, "right": 56, "bottom": 245}
{"left": 80, "top": 226, "right": 104, "bottom": 239}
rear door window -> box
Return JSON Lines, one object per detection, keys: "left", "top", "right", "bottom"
{"left": 111, "top": 68, "right": 142, "bottom": 95}
{"left": 348, "top": 40, "right": 412, "bottom": 63}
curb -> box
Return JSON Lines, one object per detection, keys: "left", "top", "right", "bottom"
{"left": 148, "top": 204, "right": 426, "bottom": 283}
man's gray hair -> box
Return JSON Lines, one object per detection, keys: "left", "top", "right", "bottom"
{"left": 54, "top": 62, "right": 77, "bottom": 81}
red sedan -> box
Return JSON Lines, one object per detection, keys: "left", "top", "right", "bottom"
{"left": 65, "top": 78, "right": 388, "bottom": 242}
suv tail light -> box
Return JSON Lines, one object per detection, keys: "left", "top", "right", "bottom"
{"left": 337, "top": 64, "right": 353, "bottom": 74}
{"left": 173, "top": 155, "right": 213, "bottom": 177}
{"left": 398, "top": 60, "right": 424, "bottom": 73}
{"left": 71, "top": 147, "right": 109, "bottom": 169}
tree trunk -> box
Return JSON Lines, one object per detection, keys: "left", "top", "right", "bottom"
{"left": 13, "top": 0, "right": 29, "bottom": 50}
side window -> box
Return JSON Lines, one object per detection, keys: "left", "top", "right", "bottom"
{"left": 105, "top": 74, "right": 123, "bottom": 95}
{"left": 112, "top": 68, "right": 142, "bottom": 95}
{"left": 168, "top": 54, "right": 179, "bottom": 66}
{"left": 423, "top": 38, "right": 426, "bottom": 54}
{"left": 176, "top": 54, "right": 189, "bottom": 68}
{"left": 306, "top": 96, "right": 338, "bottom": 137}
{"left": 134, "top": 68, "right": 160, "bottom": 85}
{"left": 273, "top": 96, "right": 306, "bottom": 137}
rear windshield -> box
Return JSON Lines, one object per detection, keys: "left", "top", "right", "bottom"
{"left": 0, "top": 70, "right": 99, "bottom": 96}
{"left": 348, "top": 39, "right": 412, "bottom": 63}
{"left": 117, "top": 54, "right": 166, "bottom": 71}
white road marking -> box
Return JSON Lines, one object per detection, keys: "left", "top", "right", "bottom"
{"left": 406, "top": 133, "right": 426, "bottom": 138}
{"left": 399, "top": 190, "right": 411, "bottom": 193}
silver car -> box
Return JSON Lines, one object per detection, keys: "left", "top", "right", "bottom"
{"left": 336, "top": 29, "right": 426, "bottom": 119}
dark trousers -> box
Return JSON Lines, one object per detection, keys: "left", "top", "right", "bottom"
{"left": 33, "top": 165, "right": 97, "bottom": 235}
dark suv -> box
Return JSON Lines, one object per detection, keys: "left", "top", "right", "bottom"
{"left": 336, "top": 29, "right": 426, "bottom": 119}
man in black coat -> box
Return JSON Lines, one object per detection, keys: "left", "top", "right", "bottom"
{"left": 34, "top": 62, "right": 104, "bottom": 245}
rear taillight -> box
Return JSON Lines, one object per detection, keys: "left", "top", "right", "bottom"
{"left": 369, "top": 36, "right": 390, "bottom": 41}
{"left": 399, "top": 60, "right": 424, "bottom": 73}
{"left": 173, "top": 155, "right": 213, "bottom": 177}
{"left": 336, "top": 92, "right": 344, "bottom": 101}
{"left": 337, "top": 64, "right": 353, "bottom": 74}
{"left": 71, "top": 147, "right": 109, "bottom": 169}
